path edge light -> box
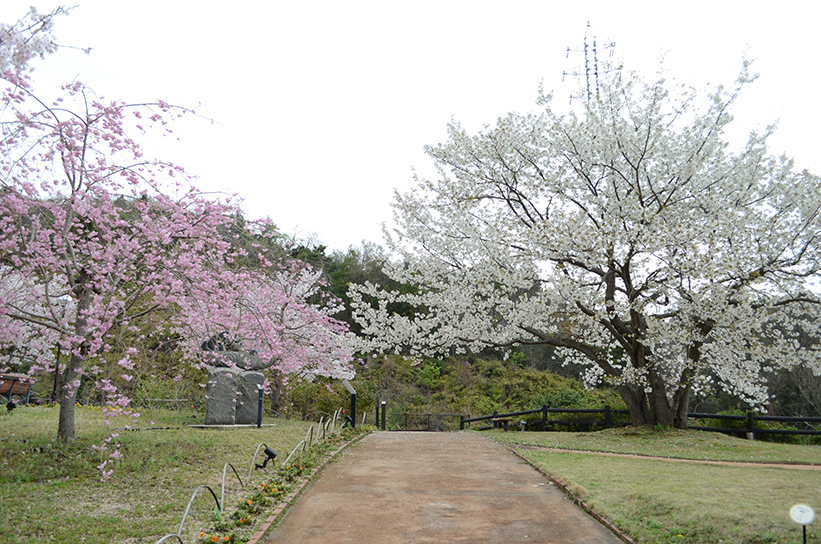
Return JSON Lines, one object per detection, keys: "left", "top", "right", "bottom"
{"left": 254, "top": 444, "right": 277, "bottom": 470}
{"left": 342, "top": 379, "right": 356, "bottom": 428}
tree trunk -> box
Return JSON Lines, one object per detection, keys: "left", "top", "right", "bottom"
{"left": 57, "top": 281, "right": 92, "bottom": 443}
{"left": 673, "top": 384, "right": 690, "bottom": 429}
{"left": 268, "top": 369, "right": 283, "bottom": 415}
{"left": 619, "top": 378, "right": 686, "bottom": 429}
{"left": 617, "top": 384, "right": 653, "bottom": 426}
{"left": 57, "top": 351, "right": 84, "bottom": 443}
{"left": 647, "top": 368, "right": 676, "bottom": 427}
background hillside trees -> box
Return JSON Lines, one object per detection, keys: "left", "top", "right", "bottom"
{"left": 324, "top": 242, "right": 417, "bottom": 333}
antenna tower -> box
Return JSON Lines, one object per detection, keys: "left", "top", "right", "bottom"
{"left": 562, "top": 22, "right": 615, "bottom": 103}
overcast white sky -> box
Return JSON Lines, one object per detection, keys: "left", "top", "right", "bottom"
{"left": 2, "top": 1, "right": 820, "bottom": 252}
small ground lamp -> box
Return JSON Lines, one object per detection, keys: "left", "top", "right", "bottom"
{"left": 254, "top": 445, "right": 277, "bottom": 470}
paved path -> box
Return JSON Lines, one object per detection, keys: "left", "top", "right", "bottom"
{"left": 261, "top": 432, "right": 625, "bottom": 544}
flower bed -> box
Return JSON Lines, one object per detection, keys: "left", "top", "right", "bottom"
{"left": 197, "top": 425, "right": 372, "bottom": 543}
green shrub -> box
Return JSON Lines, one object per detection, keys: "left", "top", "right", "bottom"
{"left": 416, "top": 359, "right": 442, "bottom": 390}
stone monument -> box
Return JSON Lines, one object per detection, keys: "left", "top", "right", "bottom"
{"left": 201, "top": 332, "right": 269, "bottom": 425}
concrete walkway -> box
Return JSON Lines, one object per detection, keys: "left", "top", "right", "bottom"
{"left": 261, "top": 432, "right": 625, "bottom": 544}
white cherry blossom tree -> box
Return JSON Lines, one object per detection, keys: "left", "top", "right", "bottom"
{"left": 350, "top": 60, "right": 821, "bottom": 428}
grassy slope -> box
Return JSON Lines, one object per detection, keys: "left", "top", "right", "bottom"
{"left": 490, "top": 428, "right": 821, "bottom": 544}
{"left": 0, "top": 405, "right": 316, "bottom": 543}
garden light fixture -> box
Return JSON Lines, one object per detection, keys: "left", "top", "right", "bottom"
{"left": 254, "top": 445, "right": 277, "bottom": 470}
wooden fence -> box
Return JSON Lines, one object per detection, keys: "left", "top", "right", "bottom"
{"left": 460, "top": 406, "right": 821, "bottom": 440}
{"left": 461, "top": 406, "right": 629, "bottom": 431}
{"left": 378, "top": 412, "right": 464, "bottom": 431}
{"left": 687, "top": 412, "right": 821, "bottom": 439}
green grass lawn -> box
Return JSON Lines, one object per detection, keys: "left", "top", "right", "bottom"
{"left": 487, "top": 425, "right": 821, "bottom": 464}
{"left": 3, "top": 407, "right": 819, "bottom": 544}
{"left": 0, "top": 404, "right": 323, "bottom": 543}
{"left": 489, "top": 427, "right": 821, "bottom": 544}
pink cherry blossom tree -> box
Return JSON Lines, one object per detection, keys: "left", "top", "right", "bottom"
{"left": 0, "top": 8, "right": 355, "bottom": 449}
{"left": 0, "top": 77, "right": 247, "bottom": 442}
{"left": 177, "top": 245, "right": 355, "bottom": 412}
{"left": 252, "top": 262, "right": 354, "bottom": 381}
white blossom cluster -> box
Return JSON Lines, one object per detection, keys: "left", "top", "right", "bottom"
{"left": 0, "top": 7, "right": 65, "bottom": 74}
{"left": 349, "top": 59, "right": 821, "bottom": 426}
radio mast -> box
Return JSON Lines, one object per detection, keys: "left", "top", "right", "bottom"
{"left": 562, "top": 22, "right": 615, "bottom": 103}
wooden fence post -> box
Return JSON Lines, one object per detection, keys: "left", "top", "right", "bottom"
{"left": 747, "top": 412, "right": 756, "bottom": 440}
{"left": 604, "top": 405, "right": 611, "bottom": 429}
{"left": 541, "top": 405, "right": 547, "bottom": 432}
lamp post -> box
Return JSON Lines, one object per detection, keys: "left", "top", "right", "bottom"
{"left": 342, "top": 380, "right": 356, "bottom": 428}
{"left": 256, "top": 387, "right": 264, "bottom": 428}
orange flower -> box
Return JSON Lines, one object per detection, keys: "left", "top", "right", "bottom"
{"left": 224, "top": 537, "right": 230, "bottom": 542}
{"left": 247, "top": 499, "right": 252, "bottom": 505}
{"left": 211, "top": 537, "right": 218, "bottom": 543}
{"left": 239, "top": 518, "right": 244, "bottom": 523}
